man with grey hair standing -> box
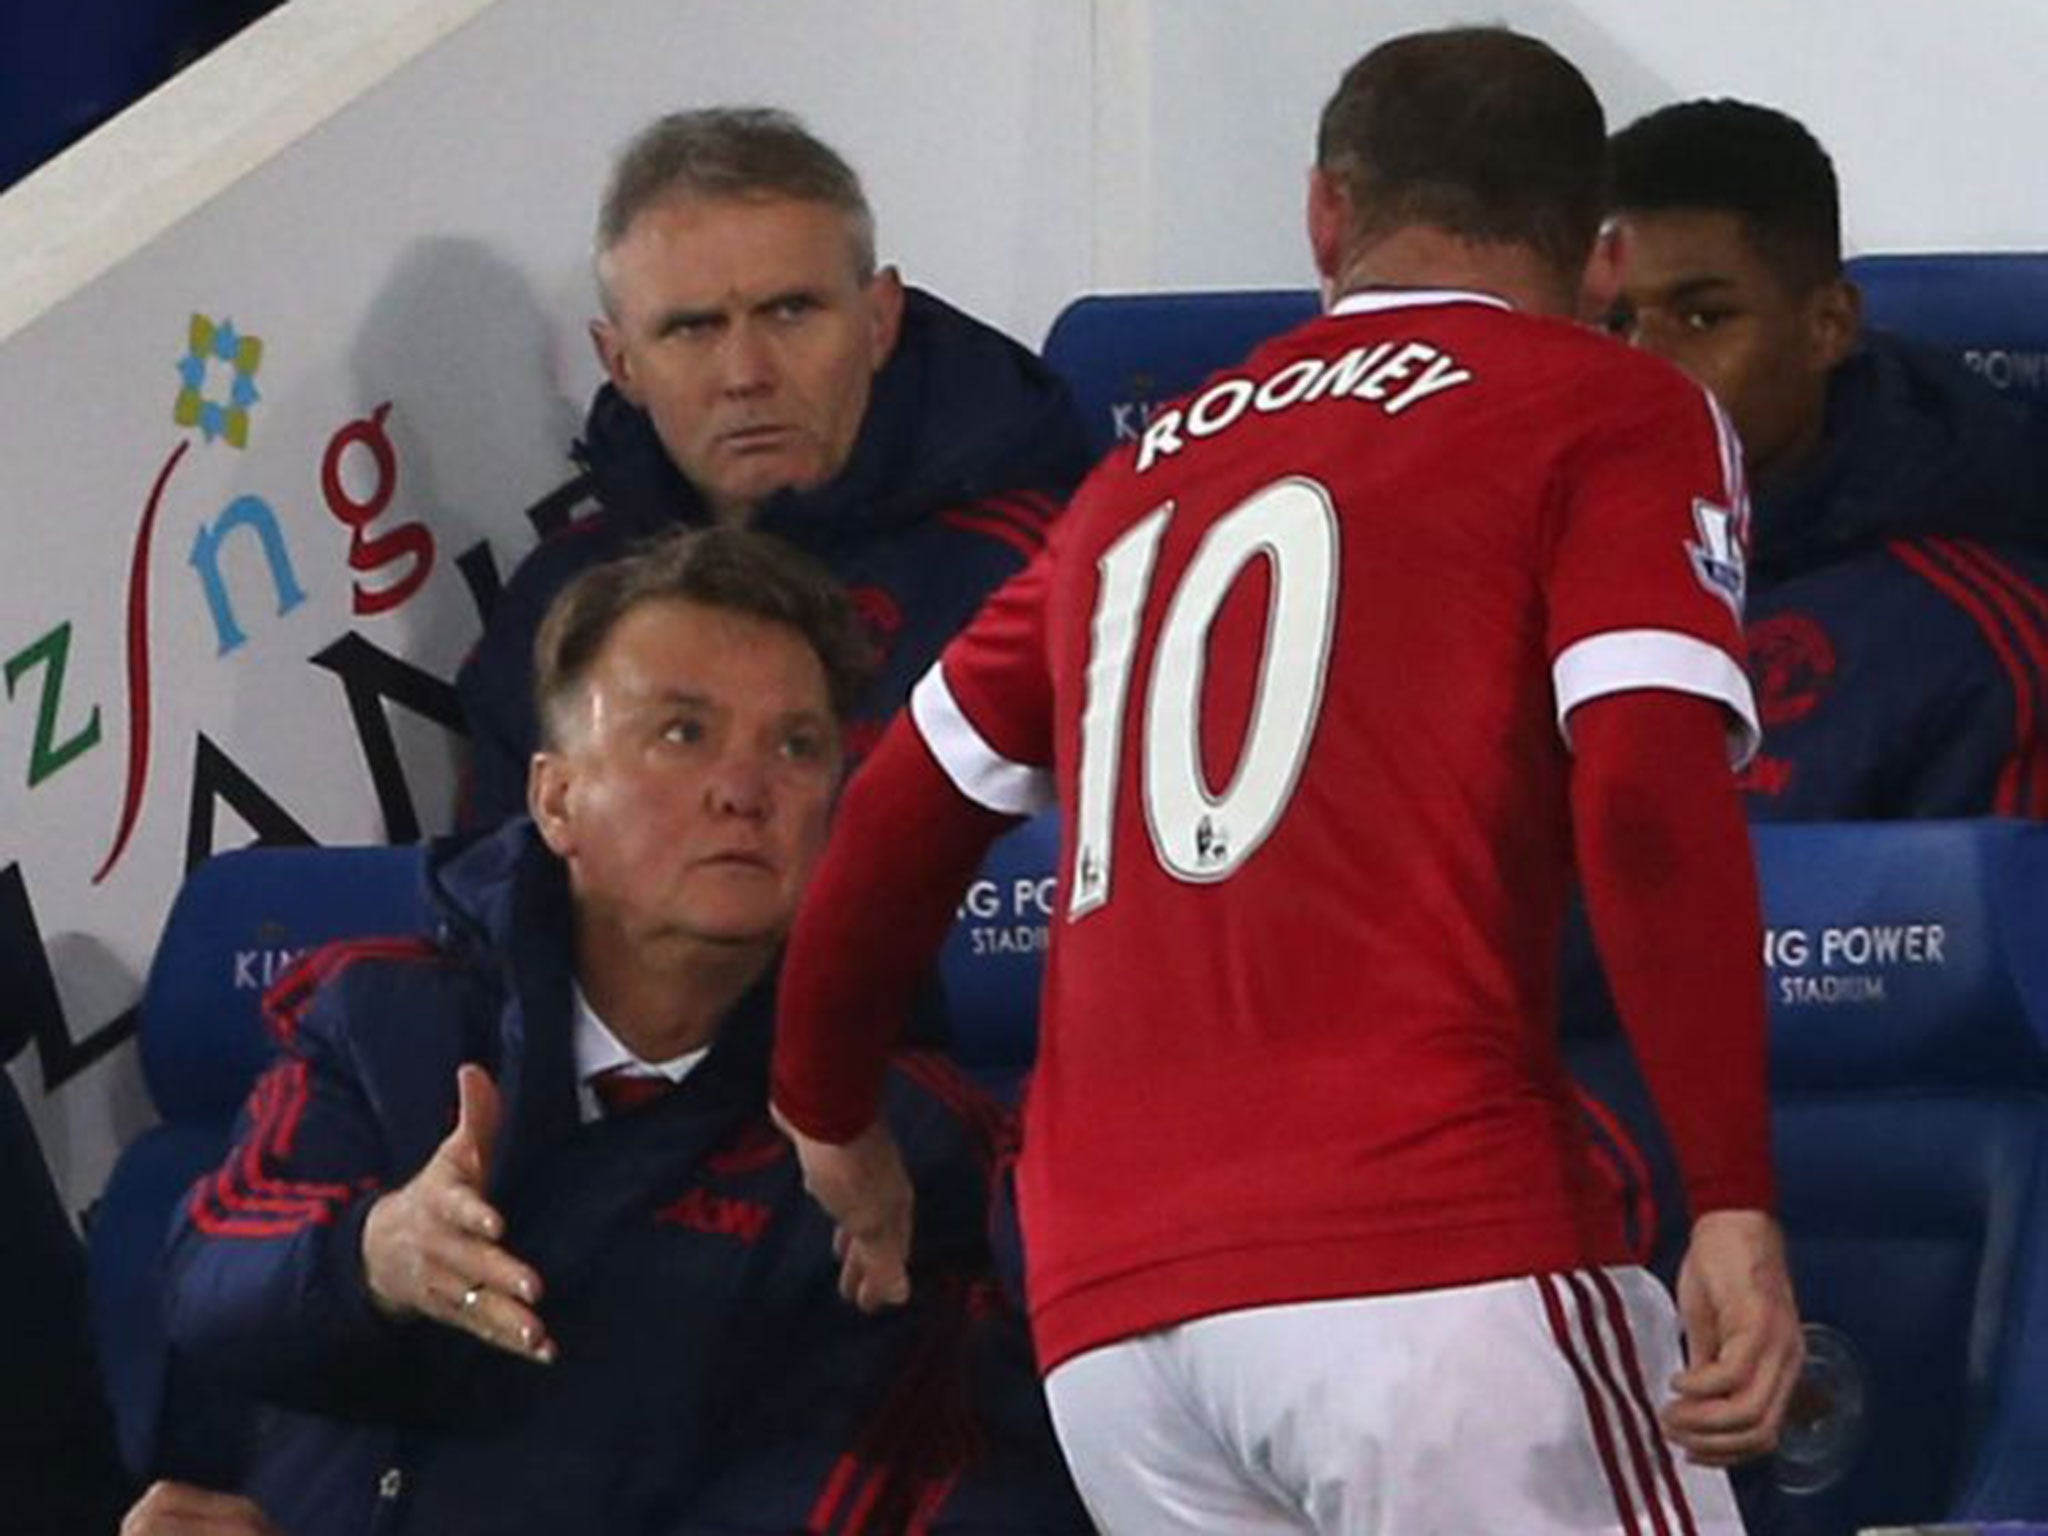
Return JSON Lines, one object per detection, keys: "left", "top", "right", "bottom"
{"left": 458, "top": 107, "right": 1092, "bottom": 828}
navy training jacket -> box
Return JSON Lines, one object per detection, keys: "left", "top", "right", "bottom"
{"left": 1738, "top": 330, "right": 2048, "bottom": 819}
{"left": 457, "top": 289, "right": 1095, "bottom": 829}
{"left": 161, "top": 821, "right": 1089, "bottom": 1536}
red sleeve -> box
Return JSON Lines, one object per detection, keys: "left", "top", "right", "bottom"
{"left": 1570, "top": 687, "right": 1776, "bottom": 1216}
{"left": 775, "top": 551, "right": 1058, "bottom": 1140}
{"left": 772, "top": 716, "right": 1017, "bottom": 1140}
{"left": 910, "top": 551, "right": 1057, "bottom": 806}
{"left": 1548, "top": 368, "right": 1760, "bottom": 768}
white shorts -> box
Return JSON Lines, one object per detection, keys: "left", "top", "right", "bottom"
{"left": 1043, "top": 1267, "right": 1744, "bottom": 1535}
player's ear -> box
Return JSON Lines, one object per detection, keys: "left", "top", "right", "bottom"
{"left": 865, "top": 265, "right": 906, "bottom": 370}
{"left": 1577, "top": 219, "right": 1627, "bottom": 328}
{"left": 529, "top": 749, "right": 576, "bottom": 856}
{"left": 590, "top": 317, "right": 643, "bottom": 407}
{"left": 1307, "top": 167, "right": 1349, "bottom": 288}
{"left": 1807, "top": 276, "right": 1861, "bottom": 373}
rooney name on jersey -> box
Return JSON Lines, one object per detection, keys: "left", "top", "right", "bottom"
{"left": 1134, "top": 339, "right": 1474, "bottom": 473}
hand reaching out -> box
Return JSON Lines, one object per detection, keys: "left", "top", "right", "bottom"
{"left": 361, "top": 1063, "right": 554, "bottom": 1363}
{"left": 770, "top": 1104, "right": 914, "bottom": 1312}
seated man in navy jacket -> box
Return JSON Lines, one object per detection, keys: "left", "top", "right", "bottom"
{"left": 1605, "top": 98, "right": 2048, "bottom": 820}
{"left": 164, "top": 529, "right": 1086, "bottom": 1535}
{"left": 1572, "top": 100, "right": 2048, "bottom": 1528}
{"left": 458, "top": 106, "right": 1093, "bottom": 828}
{"left": 1576, "top": 99, "right": 2048, "bottom": 1266}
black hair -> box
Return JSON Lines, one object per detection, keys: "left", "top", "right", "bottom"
{"left": 1607, "top": 99, "right": 1842, "bottom": 291}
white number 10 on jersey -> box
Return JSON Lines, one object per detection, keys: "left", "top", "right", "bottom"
{"left": 1070, "top": 476, "right": 1340, "bottom": 918}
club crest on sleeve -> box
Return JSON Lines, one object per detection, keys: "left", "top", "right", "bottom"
{"left": 1687, "top": 497, "right": 1747, "bottom": 616}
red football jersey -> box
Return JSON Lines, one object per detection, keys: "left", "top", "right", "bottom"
{"left": 912, "top": 291, "right": 1759, "bottom": 1369}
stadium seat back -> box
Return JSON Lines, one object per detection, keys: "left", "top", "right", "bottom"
{"left": 938, "top": 812, "right": 1061, "bottom": 1101}
{"left": 90, "top": 842, "right": 427, "bottom": 1476}
{"left": 1849, "top": 252, "right": 2048, "bottom": 414}
{"left": 1041, "top": 288, "right": 1320, "bottom": 459}
{"left": 139, "top": 844, "right": 430, "bottom": 1121}
{"left": 1755, "top": 819, "right": 2048, "bottom": 1534}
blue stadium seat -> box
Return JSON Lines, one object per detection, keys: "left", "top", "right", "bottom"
{"left": 1043, "top": 268, "right": 2048, "bottom": 433}
{"left": 1041, "top": 289, "right": 1320, "bottom": 459}
{"left": 1849, "top": 253, "right": 2048, "bottom": 413}
{"left": 1755, "top": 818, "right": 2048, "bottom": 1534}
{"left": 938, "top": 812, "right": 1061, "bottom": 1101}
{"left": 87, "top": 842, "right": 427, "bottom": 1478}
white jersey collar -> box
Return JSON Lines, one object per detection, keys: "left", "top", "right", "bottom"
{"left": 1328, "top": 287, "right": 1513, "bottom": 318}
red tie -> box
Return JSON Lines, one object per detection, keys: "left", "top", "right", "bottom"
{"left": 590, "top": 1066, "right": 675, "bottom": 1117}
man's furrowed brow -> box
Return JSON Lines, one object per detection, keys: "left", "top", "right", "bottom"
{"left": 752, "top": 286, "right": 827, "bottom": 315}
{"left": 653, "top": 304, "right": 725, "bottom": 337}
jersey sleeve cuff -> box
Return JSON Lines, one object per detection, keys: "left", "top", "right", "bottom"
{"left": 910, "top": 663, "right": 1055, "bottom": 817}
{"left": 1553, "top": 629, "right": 1761, "bottom": 769}
{"left": 1684, "top": 1170, "right": 1779, "bottom": 1220}
{"left": 769, "top": 1079, "right": 883, "bottom": 1147}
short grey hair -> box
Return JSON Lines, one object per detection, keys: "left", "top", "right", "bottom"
{"left": 594, "top": 107, "right": 876, "bottom": 313}
{"left": 533, "top": 527, "right": 876, "bottom": 750}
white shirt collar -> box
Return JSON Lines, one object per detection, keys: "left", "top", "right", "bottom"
{"left": 571, "top": 985, "right": 710, "bottom": 1121}
{"left": 1328, "top": 287, "right": 1512, "bottom": 318}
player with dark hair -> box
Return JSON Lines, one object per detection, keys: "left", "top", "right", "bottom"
{"left": 1606, "top": 100, "right": 1856, "bottom": 498}
{"left": 1606, "top": 98, "right": 2048, "bottom": 818}
{"left": 773, "top": 27, "right": 1802, "bottom": 1534}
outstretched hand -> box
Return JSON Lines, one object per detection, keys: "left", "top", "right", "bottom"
{"left": 771, "top": 1103, "right": 914, "bottom": 1312}
{"left": 361, "top": 1063, "right": 554, "bottom": 1362}
{"left": 1663, "top": 1208, "right": 1804, "bottom": 1464}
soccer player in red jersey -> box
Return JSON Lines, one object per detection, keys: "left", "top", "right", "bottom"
{"left": 772, "top": 26, "right": 1803, "bottom": 1532}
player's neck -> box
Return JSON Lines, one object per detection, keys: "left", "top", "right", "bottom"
{"left": 1331, "top": 227, "right": 1577, "bottom": 318}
